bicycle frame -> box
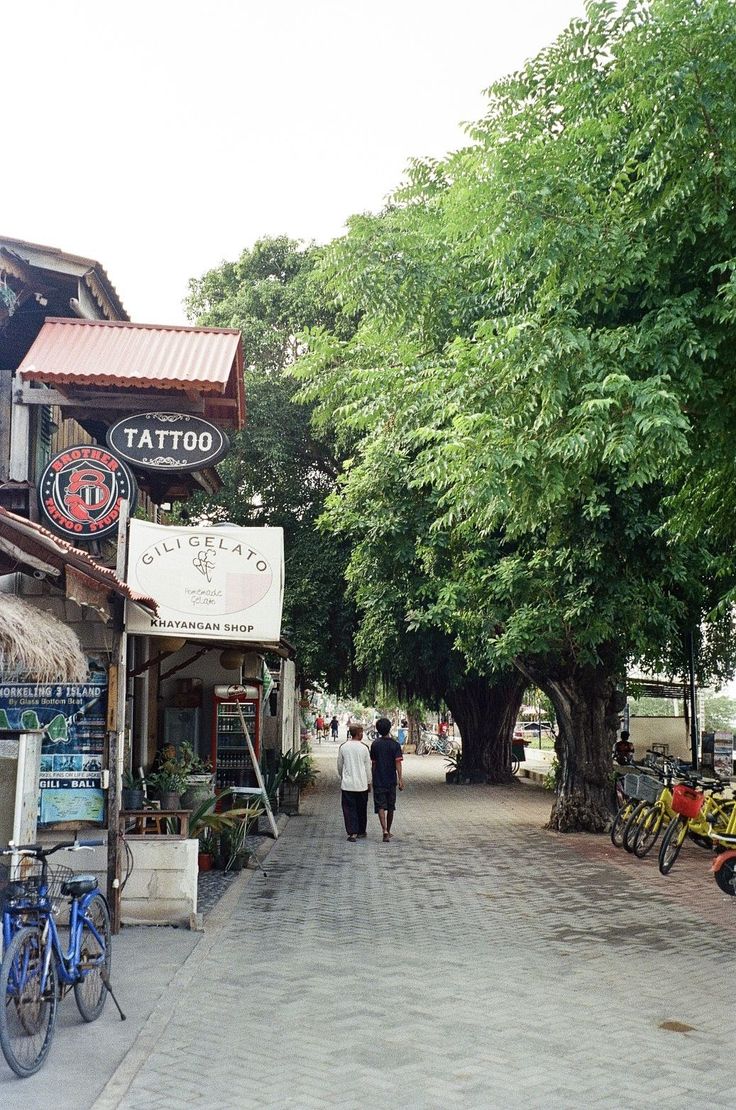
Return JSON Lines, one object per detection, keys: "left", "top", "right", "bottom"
{"left": 2, "top": 888, "right": 106, "bottom": 991}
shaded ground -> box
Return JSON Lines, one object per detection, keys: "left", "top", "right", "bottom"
{"left": 95, "top": 750, "right": 736, "bottom": 1109}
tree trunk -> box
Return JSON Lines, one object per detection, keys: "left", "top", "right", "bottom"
{"left": 446, "top": 671, "right": 526, "bottom": 784}
{"left": 406, "top": 700, "right": 423, "bottom": 748}
{"left": 520, "top": 656, "right": 625, "bottom": 832}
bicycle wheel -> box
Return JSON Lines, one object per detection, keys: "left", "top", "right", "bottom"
{"left": 511, "top": 757, "right": 520, "bottom": 776}
{"left": 611, "top": 799, "right": 637, "bottom": 848}
{"left": 74, "top": 893, "right": 111, "bottom": 1022}
{"left": 633, "top": 805, "right": 665, "bottom": 858}
{"left": 623, "top": 801, "right": 650, "bottom": 853}
{"left": 658, "top": 816, "right": 688, "bottom": 875}
{"left": 714, "top": 856, "right": 736, "bottom": 896}
{"left": 0, "top": 925, "right": 58, "bottom": 1078}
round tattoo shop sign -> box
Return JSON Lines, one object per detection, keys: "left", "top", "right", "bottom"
{"left": 38, "top": 445, "right": 138, "bottom": 540}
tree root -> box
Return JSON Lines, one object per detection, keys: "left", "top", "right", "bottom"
{"left": 546, "top": 792, "right": 610, "bottom": 833}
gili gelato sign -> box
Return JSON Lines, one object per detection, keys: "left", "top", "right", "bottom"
{"left": 125, "top": 520, "right": 284, "bottom": 643}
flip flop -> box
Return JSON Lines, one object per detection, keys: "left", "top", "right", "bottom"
{"left": 382, "top": 833, "right": 390, "bottom": 842}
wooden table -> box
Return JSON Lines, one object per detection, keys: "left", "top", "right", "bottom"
{"left": 119, "top": 809, "right": 190, "bottom": 837}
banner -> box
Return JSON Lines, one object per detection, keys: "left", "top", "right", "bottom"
{"left": 125, "top": 520, "right": 284, "bottom": 644}
{"left": 0, "top": 677, "right": 107, "bottom": 825}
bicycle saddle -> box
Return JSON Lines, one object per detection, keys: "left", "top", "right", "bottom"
{"left": 61, "top": 874, "right": 98, "bottom": 897}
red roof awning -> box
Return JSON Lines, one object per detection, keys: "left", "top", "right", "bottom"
{"left": 0, "top": 507, "right": 157, "bottom": 620}
{"left": 17, "top": 318, "right": 245, "bottom": 430}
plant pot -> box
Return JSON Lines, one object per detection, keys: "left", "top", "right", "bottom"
{"left": 122, "top": 787, "right": 145, "bottom": 810}
{"left": 159, "top": 790, "right": 181, "bottom": 811}
{"left": 198, "top": 852, "right": 213, "bottom": 872}
{"left": 182, "top": 774, "right": 215, "bottom": 810}
{"left": 279, "top": 781, "right": 300, "bottom": 815}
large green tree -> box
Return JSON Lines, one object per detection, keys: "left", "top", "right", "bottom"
{"left": 297, "top": 0, "right": 736, "bottom": 828}
{"left": 184, "top": 236, "right": 356, "bottom": 688}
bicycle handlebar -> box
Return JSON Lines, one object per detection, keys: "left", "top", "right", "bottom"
{"left": 2, "top": 838, "right": 105, "bottom": 858}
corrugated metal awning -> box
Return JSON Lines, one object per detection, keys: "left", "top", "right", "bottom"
{"left": 18, "top": 317, "right": 245, "bottom": 430}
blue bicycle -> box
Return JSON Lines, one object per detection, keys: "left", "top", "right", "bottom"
{"left": 0, "top": 838, "right": 125, "bottom": 1078}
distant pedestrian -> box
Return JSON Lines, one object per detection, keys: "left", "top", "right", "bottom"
{"left": 337, "top": 724, "right": 372, "bottom": 841}
{"left": 370, "top": 717, "right": 404, "bottom": 842}
{"left": 330, "top": 715, "right": 339, "bottom": 741}
{"left": 314, "top": 713, "right": 326, "bottom": 743}
{"left": 397, "top": 718, "right": 408, "bottom": 746}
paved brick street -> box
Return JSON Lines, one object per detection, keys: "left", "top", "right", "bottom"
{"left": 85, "top": 748, "right": 736, "bottom": 1109}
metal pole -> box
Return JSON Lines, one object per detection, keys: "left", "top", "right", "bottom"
{"left": 687, "top": 628, "right": 698, "bottom": 769}
{"left": 107, "top": 499, "right": 130, "bottom": 934}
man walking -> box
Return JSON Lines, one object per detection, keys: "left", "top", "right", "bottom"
{"left": 337, "top": 724, "right": 372, "bottom": 842}
{"left": 370, "top": 718, "right": 404, "bottom": 842}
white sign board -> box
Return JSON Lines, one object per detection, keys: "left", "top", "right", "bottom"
{"left": 125, "top": 520, "right": 284, "bottom": 644}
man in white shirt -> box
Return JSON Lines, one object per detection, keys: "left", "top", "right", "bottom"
{"left": 336, "top": 724, "right": 372, "bottom": 841}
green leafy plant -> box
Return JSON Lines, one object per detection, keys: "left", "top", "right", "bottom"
{"left": 178, "top": 741, "right": 213, "bottom": 776}
{"left": 278, "top": 748, "right": 319, "bottom": 788}
{"left": 260, "top": 764, "right": 283, "bottom": 808}
{"left": 187, "top": 789, "right": 263, "bottom": 841}
{"left": 122, "top": 769, "right": 143, "bottom": 790}
{"left": 544, "top": 759, "right": 561, "bottom": 793}
{"left": 147, "top": 766, "right": 187, "bottom": 795}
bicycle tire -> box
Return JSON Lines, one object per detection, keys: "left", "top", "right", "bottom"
{"left": 714, "top": 856, "right": 736, "bottom": 896}
{"left": 0, "top": 925, "right": 58, "bottom": 1078}
{"left": 610, "top": 800, "right": 637, "bottom": 848}
{"left": 74, "top": 893, "right": 111, "bottom": 1022}
{"left": 623, "top": 800, "right": 650, "bottom": 853}
{"left": 633, "top": 805, "right": 665, "bottom": 858}
{"left": 658, "top": 816, "right": 688, "bottom": 875}
{"left": 511, "top": 757, "right": 520, "bottom": 776}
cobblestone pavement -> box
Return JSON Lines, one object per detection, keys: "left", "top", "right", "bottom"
{"left": 97, "top": 751, "right": 736, "bottom": 1109}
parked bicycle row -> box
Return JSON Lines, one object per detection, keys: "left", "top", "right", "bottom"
{"left": 611, "top": 749, "right": 736, "bottom": 895}
{"left": 415, "top": 730, "right": 460, "bottom": 756}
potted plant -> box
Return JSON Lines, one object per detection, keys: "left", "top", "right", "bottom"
{"left": 178, "top": 742, "right": 215, "bottom": 809}
{"left": 221, "top": 818, "right": 251, "bottom": 872}
{"left": 147, "top": 744, "right": 189, "bottom": 809}
{"left": 147, "top": 765, "right": 187, "bottom": 810}
{"left": 187, "top": 789, "right": 263, "bottom": 864}
{"left": 122, "top": 769, "right": 145, "bottom": 810}
{"left": 198, "top": 833, "right": 216, "bottom": 871}
{"left": 278, "top": 748, "right": 319, "bottom": 814}
{"left": 260, "top": 764, "right": 283, "bottom": 820}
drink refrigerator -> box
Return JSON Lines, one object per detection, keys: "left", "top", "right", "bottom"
{"left": 211, "top": 685, "right": 261, "bottom": 790}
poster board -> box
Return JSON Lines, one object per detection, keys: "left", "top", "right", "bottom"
{"left": 0, "top": 677, "right": 107, "bottom": 825}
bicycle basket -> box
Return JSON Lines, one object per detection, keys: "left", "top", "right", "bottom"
{"left": 622, "top": 773, "right": 640, "bottom": 797}
{"left": 671, "top": 784, "right": 704, "bottom": 819}
{"left": 624, "top": 774, "right": 660, "bottom": 802}
{"left": 634, "top": 775, "right": 661, "bottom": 803}
{"left": 0, "top": 860, "right": 74, "bottom": 912}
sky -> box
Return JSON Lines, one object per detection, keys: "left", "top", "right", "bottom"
{"left": 6, "top": 0, "right": 586, "bottom": 325}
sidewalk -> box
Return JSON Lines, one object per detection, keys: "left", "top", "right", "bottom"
{"left": 4, "top": 752, "right": 736, "bottom": 1106}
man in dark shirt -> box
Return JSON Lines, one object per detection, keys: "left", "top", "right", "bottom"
{"left": 370, "top": 717, "right": 404, "bottom": 842}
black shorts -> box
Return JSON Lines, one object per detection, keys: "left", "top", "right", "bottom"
{"left": 373, "top": 786, "right": 397, "bottom": 812}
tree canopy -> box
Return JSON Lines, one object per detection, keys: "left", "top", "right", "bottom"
{"left": 183, "top": 236, "right": 356, "bottom": 689}
{"left": 294, "top": 0, "right": 736, "bottom": 826}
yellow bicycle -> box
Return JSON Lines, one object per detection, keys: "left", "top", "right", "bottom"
{"left": 658, "top": 779, "right": 735, "bottom": 875}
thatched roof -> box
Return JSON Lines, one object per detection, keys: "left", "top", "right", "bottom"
{"left": 0, "top": 594, "right": 87, "bottom": 683}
